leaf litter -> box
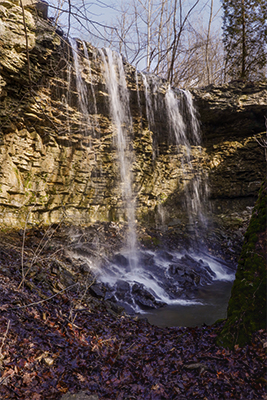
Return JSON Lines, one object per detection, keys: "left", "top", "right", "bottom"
{"left": 0, "top": 227, "right": 266, "bottom": 399}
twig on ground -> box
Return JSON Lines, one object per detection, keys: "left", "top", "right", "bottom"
{"left": 12, "top": 283, "right": 78, "bottom": 310}
{"left": 69, "top": 277, "right": 96, "bottom": 325}
{"left": 0, "top": 320, "right": 10, "bottom": 356}
{"left": 19, "top": 209, "right": 32, "bottom": 289}
{"left": 18, "top": 218, "right": 65, "bottom": 289}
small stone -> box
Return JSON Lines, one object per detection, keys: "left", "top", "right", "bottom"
{"left": 43, "top": 356, "right": 54, "bottom": 366}
{"left": 60, "top": 391, "right": 99, "bottom": 400}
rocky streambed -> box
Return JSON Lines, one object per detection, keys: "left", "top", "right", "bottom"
{"left": 0, "top": 220, "right": 238, "bottom": 326}
{"left": 6, "top": 220, "right": 237, "bottom": 328}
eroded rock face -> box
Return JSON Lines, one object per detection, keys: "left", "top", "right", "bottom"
{"left": 192, "top": 83, "right": 266, "bottom": 199}
{"left": 190, "top": 83, "right": 266, "bottom": 239}
{"left": 0, "top": 0, "right": 266, "bottom": 236}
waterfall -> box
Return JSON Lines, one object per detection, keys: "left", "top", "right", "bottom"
{"left": 66, "top": 41, "right": 233, "bottom": 319}
{"left": 165, "top": 86, "right": 207, "bottom": 231}
{"left": 70, "top": 38, "right": 93, "bottom": 136}
{"left": 140, "top": 74, "right": 207, "bottom": 235}
{"left": 141, "top": 73, "right": 155, "bottom": 130}
{"left": 165, "top": 85, "right": 189, "bottom": 148}
{"left": 82, "top": 41, "right": 99, "bottom": 135}
{"left": 100, "top": 48, "right": 138, "bottom": 269}
{"left": 135, "top": 70, "right": 143, "bottom": 130}
{"left": 62, "top": 63, "right": 72, "bottom": 137}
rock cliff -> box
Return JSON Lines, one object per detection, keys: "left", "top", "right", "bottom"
{"left": 0, "top": 0, "right": 266, "bottom": 251}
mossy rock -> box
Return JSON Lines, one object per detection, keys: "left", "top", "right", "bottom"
{"left": 217, "top": 176, "right": 267, "bottom": 348}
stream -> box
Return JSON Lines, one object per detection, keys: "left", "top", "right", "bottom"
{"left": 140, "top": 280, "right": 233, "bottom": 327}
{"left": 92, "top": 247, "right": 236, "bottom": 327}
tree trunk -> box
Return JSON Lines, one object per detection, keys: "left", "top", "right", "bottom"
{"left": 205, "top": 0, "right": 213, "bottom": 85}
{"left": 241, "top": 0, "right": 246, "bottom": 79}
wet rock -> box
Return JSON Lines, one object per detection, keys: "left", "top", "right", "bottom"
{"left": 140, "top": 253, "right": 157, "bottom": 269}
{"left": 116, "top": 301, "right": 135, "bottom": 315}
{"left": 155, "top": 249, "right": 174, "bottom": 261}
{"left": 112, "top": 254, "right": 130, "bottom": 270}
{"left": 132, "top": 283, "right": 166, "bottom": 309}
{"left": 168, "top": 261, "right": 185, "bottom": 276}
{"left": 114, "top": 280, "right": 133, "bottom": 304}
{"left": 89, "top": 284, "right": 105, "bottom": 299}
{"left": 168, "top": 254, "right": 216, "bottom": 288}
{"left": 107, "top": 301, "right": 127, "bottom": 315}
{"left": 104, "top": 290, "right": 116, "bottom": 302}
{"left": 115, "top": 280, "right": 131, "bottom": 295}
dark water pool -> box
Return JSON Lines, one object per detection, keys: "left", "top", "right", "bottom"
{"left": 139, "top": 280, "right": 233, "bottom": 328}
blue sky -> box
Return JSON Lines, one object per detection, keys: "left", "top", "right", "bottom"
{"left": 48, "top": 0, "right": 223, "bottom": 42}
{"left": 47, "top": 0, "right": 223, "bottom": 74}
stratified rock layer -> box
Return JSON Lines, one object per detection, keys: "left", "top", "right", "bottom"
{"left": 0, "top": 0, "right": 266, "bottom": 237}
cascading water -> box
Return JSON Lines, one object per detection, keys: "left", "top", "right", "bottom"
{"left": 100, "top": 48, "right": 138, "bottom": 269}
{"left": 61, "top": 64, "right": 72, "bottom": 137}
{"left": 82, "top": 41, "right": 99, "bottom": 135}
{"left": 139, "top": 74, "right": 208, "bottom": 233}
{"left": 70, "top": 38, "right": 92, "bottom": 136}
{"left": 68, "top": 41, "right": 235, "bottom": 325}
{"left": 141, "top": 73, "right": 155, "bottom": 130}
{"left": 96, "top": 66, "right": 233, "bottom": 317}
{"left": 165, "top": 86, "right": 208, "bottom": 232}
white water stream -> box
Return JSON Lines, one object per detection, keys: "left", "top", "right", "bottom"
{"left": 100, "top": 48, "right": 138, "bottom": 270}
{"left": 70, "top": 38, "right": 92, "bottom": 136}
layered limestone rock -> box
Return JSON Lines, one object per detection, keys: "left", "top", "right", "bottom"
{"left": 0, "top": 0, "right": 266, "bottom": 237}
{"left": 192, "top": 83, "right": 266, "bottom": 234}
{"left": 193, "top": 82, "right": 266, "bottom": 199}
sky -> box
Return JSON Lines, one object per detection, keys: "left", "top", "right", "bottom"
{"left": 48, "top": 0, "right": 223, "bottom": 40}
{"left": 75, "top": 0, "right": 223, "bottom": 26}
{"left": 47, "top": 0, "right": 223, "bottom": 70}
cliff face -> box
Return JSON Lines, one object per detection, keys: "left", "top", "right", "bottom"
{"left": 193, "top": 83, "right": 266, "bottom": 199}
{"left": 191, "top": 83, "right": 266, "bottom": 237}
{"left": 0, "top": 0, "right": 266, "bottom": 240}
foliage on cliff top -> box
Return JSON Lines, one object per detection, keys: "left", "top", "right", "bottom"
{"left": 217, "top": 176, "right": 267, "bottom": 349}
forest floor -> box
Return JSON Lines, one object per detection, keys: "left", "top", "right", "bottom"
{"left": 0, "top": 225, "right": 266, "bottom": 400}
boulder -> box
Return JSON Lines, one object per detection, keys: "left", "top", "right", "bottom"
{"left": 132, "top": 283, "right": 166, "bottom": 309}
{"left": 168, "top": 254, "right": 216, "bottom": 288}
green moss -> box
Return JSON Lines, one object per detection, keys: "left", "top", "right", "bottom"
{"left": 152, "top": 237, "right": 161, "bottom": 246}
{"left": 13, "top": 167, "right": 19, "bottom": 177}
{"left": 217, "top": 176, "right": 267, "bottom": 349}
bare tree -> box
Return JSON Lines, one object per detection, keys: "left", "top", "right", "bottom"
{"left": 47, "top": 0, "right": 225, "bottom": 87}
{"left": 205, "top": 0, "right": 213, "bottom": 85}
